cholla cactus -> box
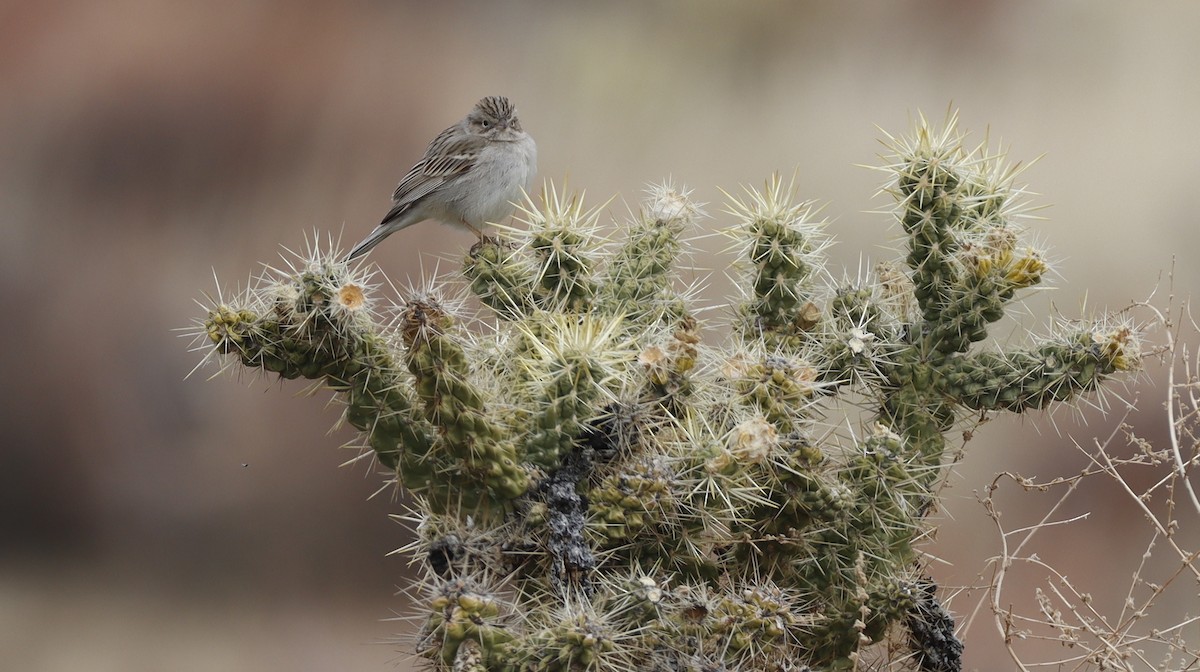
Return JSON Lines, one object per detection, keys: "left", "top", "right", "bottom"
{"left": 193, "top": 115, "right": 1139, "bottom": 671}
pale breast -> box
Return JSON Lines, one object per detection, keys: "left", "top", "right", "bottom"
{"left": 449, "top": 136, "right": 537, "bottom": 227}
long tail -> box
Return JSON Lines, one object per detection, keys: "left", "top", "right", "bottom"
{"left": 345, "top": 224, "right": 396, "bottom": 261}
{"left": 346, "top": 203, "right": 416, "bottom": 261}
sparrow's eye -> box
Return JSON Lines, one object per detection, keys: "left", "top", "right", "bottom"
{"left": 480, "top": 119, "right": 491, "bottom": 128}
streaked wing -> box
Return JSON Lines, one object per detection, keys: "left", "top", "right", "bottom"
{"left": 390, "top": 127, "right": 483, "bottom": 208}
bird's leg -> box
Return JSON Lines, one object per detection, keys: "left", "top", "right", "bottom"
{"left": 461, "top": 218, "right": 485, "bottom": 243}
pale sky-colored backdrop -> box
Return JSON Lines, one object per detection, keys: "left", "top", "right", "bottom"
{"left": 2, "top": 2, "right": 1198, "bottom": 670}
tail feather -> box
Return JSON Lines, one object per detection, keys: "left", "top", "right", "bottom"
{"left": 345, "top": 205, "right": 418, "bottom": 261}
{"left": 345, "top": 224, "right": 395, "bottom": 261}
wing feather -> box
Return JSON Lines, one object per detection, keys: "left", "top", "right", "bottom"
{"left": 389, "top": 127, "right": 483, "bottom": 208}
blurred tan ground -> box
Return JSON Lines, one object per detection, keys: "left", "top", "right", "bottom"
{"left": 2, "top": 1, "right": 1198, "bottom": 670}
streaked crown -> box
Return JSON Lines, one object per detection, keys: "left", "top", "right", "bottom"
{"left": 475, "top": 96, "right": 515, "bottom": 120}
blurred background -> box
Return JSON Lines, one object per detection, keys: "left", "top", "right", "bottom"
{"left": 2, "top": 1, "right": 1198, "bottom": 670}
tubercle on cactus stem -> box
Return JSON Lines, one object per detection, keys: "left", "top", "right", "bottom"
{"left": 191, "top": 117, "right": 1140, "bottom": 671}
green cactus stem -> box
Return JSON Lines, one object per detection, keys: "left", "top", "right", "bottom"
{"left": 192, "top": 115, "right": 1141, "bottom": 671}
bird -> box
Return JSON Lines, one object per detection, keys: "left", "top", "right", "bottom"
{"left": 345, "top": 96, "right": 537, "bottom": 261}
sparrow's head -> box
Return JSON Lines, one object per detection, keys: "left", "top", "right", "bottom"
{"left": 467, "top": 96, "right": 525, "bottom": 141}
